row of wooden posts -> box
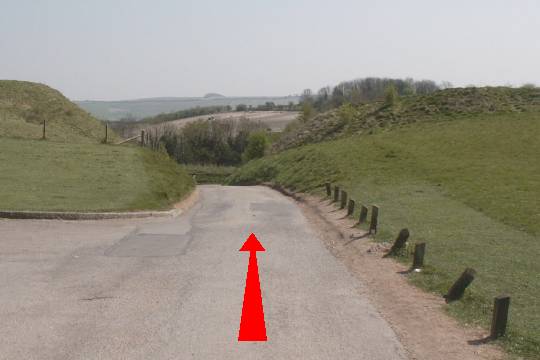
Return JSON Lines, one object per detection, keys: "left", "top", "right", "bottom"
{"left": 41, "top": 121, "right": 163, "bottom": 147}
{"left": 324, "top": 182, "right": 511, "bottom": 340}
{"left": 327, "top": 183, "right": 379, "bottom": 235}
{"left": 139, "top": 129, "right": 161, "bottom": 150}
{"left": 40, "top": 120, "right": 157, "bottom": 147}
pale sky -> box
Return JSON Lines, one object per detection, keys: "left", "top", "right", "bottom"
{"left": 1, "top": 0, "right": 539, "bottom": 100}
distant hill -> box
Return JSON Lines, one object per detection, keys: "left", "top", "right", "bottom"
{"left": 0, "top": 80, "right": 111, "bottom": 143}
{"left": 76, "top": 95, "right": 300, "bottom": 121}
{"left": 203, "top": 93, "right": 225, "bottom": 98}
{"left": 277, "top": 86, "right": 540, "bottom": 150}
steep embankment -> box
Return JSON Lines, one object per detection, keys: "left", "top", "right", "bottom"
{"left": 277, "top": 86, "right": 540, "bottom": 150}
{"left": 0, "top": 80, "right": 112, "bottom": 143}
{"left": 229, "top": 88, "right": 540, "bottom": 359}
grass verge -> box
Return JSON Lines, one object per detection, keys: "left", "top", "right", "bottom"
{"left": 228, "top": 112, "right": 540, "bottom": 359}
{"left": 0, "top": 138, "right": 194, "bottom": 212}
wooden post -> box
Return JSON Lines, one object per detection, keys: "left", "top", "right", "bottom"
{"left": 325, "top": 183, "right": 331, "bottom": 197}
{"left": 42, "top": 120, "right": 46, "bottom": 140}
{"left": 359, "top": 205, "right": 368, "bottom": 223}
{"left": 444, "top": 268, "right": 476, "bottom": 302}
{"left": 347, "top": 199, "right": 355, "bottom": 216}
{"left": 333, "top": 186, "right": 340, "bottom": 202}
{"left": 141, "top": 130, "right": 145, "bottom": 146}
{"left": 412, "top": 242, "right": 426, "bottom": 269}
{"left": 490, "top": 295, "right": 510, "bottom": 339}
{"left": 384, "top": 228, "right": 410, "bottom": 257}
{"left": 340, "top": 190, "right": 348, "bottom": 209}
{"left": 369, "top": 205, "right": 379, "bottom": 234}
{"left": 104, "top": 123, "right": 108, "bottom": 144}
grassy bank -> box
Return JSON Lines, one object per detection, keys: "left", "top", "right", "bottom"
{"left": 0, "top": 138, "right": 194, "bottom": 211}
{"left": 228, "top": 112, "right": 540, "bottom": 358}
{"left": 185, "top": 164, "right": 236, "bottom": 184}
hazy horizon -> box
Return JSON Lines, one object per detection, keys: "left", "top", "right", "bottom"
{"left": 1, "top": 0, "right": 539, "bottom": 101}
{"left": 75, "top": 94, "right": 300, "bottom": 102}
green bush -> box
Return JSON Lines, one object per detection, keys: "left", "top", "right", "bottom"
{"left": 158, "top": 118, "right": 267, "bottom": 166}
{"left": 242, "top": 131, "right": 269, "bottom": 162}
{"left": 385, "top": 84, "right": 399, "bottom": 106}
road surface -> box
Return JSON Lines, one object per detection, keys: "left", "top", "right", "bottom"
{"left": 0, "top": 185, "right": 406, "bottom": 359}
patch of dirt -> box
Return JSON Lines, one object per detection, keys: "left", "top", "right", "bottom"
{"left": 294, "top": 192, "right": 506, "bottom": 360}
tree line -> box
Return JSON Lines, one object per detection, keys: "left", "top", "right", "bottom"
{"left": 301, "top": 77, "right": 447, "bottom": 113}
{"left": 139, "top": 105, "right": 232, "bottom": 124}
{"left": 157, "top": 118, "right": 269, "bottom": 166}
{"left": 235, "top": 101, "right": 298, "bottom": 112}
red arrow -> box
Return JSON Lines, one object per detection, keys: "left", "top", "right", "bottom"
{"left": 238, "top": 233, "right": 267, "bottom": 341}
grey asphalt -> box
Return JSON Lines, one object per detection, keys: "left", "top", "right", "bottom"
{"left": 0, "top": 185, "right": 407, "bottom": 359}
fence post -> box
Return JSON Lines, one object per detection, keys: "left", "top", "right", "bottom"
{"left": 369, "top": 205, "right": 379, "bottom": 234}
{"left": 359, "top": 205, "right": 368, "bottom": 223}
{"left": 42, "top": 120, "right": 46, "bottom": 140}
{"left": 325, "top": 183, "right": 331, "bottom": 197}
{"left": 412, "top": 242, "right": 426, "bottom": 269}
{"left": 140, "top": 130, "right": 145, "bottom": 146}
{"left": 384, "top": 228, "right": 410, "bottom": 257}
{"left": 104, "top": 123, "right": 108, "bottom": 144}
{"left": 340, "top": 190, "right": 348, "bottom": 209}
{"left": 347, "top": 199, "right": 355, "bottom": 216}
{"left": 333, "top": 186, "right": 340, "bottom": 202}
{"left": 444, "top": 268, "right": 476, "bottom": 302}
{"left": 490, "top": 295, "right": 510, "bottom": 339}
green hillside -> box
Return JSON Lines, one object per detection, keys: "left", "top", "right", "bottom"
{"left": 0, "top": 81, "right": 193, "bottom": 211}
{"left": 0, "top": 138, "right": 194, "bottom": 211}
{"left": 229, "top": 89, "right": 540, "bottom": 358}
{"left": 0, "top": 80, "right": 112, "bottom": 143}
{"left": 277, "top": 86, "right": 540, "bottom": 150}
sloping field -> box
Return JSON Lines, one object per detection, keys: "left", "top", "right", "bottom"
{"left": 165, "top": 111, "right": 298, "bottom": 131}
{"left": 77, "top": 96, "right": 300, "bottom": 120}
{"left": 229, "top": 110, "right": 540, "bottom": 359}
{"left": 119, "top": 111, "right": 299, "bottom": 138}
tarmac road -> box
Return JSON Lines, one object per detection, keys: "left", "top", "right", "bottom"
{"left": 0, "top": 185, "right": 406, "bottom": 359}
